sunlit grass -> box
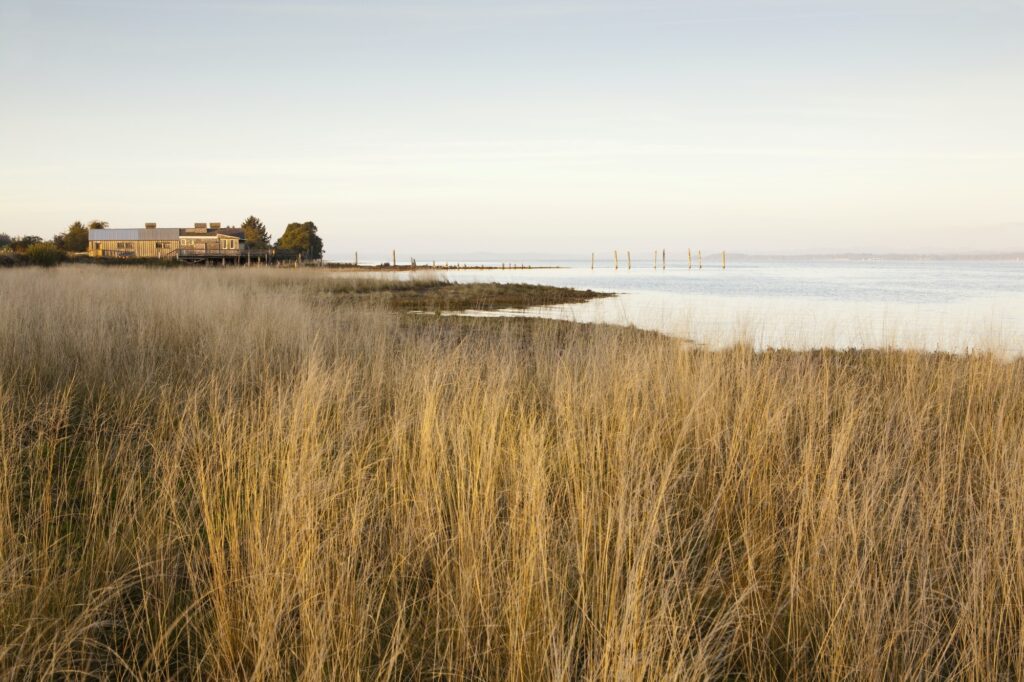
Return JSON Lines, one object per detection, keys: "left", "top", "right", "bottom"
{"left": 1, "top": 265, "right": 1022, "bottom": 679}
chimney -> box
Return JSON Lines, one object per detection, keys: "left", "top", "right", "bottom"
{"left": 194, "top": 222, "right": 208, "bottom": 232}
{"left": 145, "top": 222, "right": 156, "bottom": 229}
{"left": 209, "top": 222, "right": 221, "bottom": 230}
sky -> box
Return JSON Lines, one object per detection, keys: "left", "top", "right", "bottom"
{"left": 1, "top": 0, "right": 1022, "bottom": 260}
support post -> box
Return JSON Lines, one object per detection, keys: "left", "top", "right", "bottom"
{"left": 688, "top": 248, "right": 692, "bottom": 270}
{"left": 392, "top": 249, "right": 396, "bottom": 267}
{"left": 627, "top": 251, "right": 631, "bottom": 269}
{"left": 614, "top": 250, "right": 618, "bottom": 270}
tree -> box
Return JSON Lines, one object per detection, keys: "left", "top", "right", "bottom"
{"left": 240, "top": 216, "right": 271, "bottom": 249}
{"left": 276, "top": 221, "right": 323, "bottom": 259}
{"left": 87, "top": 220, "right": 109, "bottom": 230}
{"left": 0, "top": 233, "right": 11, "bottom": 250}
{"left": 54, "top": 221, "right": 89, "bottom": 252}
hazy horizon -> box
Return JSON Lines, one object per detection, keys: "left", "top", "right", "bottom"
{"left": 2, "top": 0, "right": 1022, "bottom": 254}
{"left": 320, "top": 248, "right": 1024, "bottom": 264}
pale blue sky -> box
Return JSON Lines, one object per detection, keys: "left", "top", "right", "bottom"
{"left": 1, "top": 0, "right": 1022, "bottom": 258}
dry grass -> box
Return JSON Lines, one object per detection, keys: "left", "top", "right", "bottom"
{"left": 1, "top": 265, "right": 1023, "bottom": 680}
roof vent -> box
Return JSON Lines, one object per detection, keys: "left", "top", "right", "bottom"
{"left": 145, "top": 222, "right": 157, "bottom": 229}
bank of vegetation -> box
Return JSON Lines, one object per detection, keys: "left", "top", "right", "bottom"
{"left": 1, "top": 266, "right": 1023, "bottom": 679}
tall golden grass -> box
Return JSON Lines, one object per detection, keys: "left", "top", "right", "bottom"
{"left": 2, "top": 265, "right": 1023, "bottom": 679}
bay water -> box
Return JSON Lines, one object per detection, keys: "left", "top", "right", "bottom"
{"left": 444, "top": 259, "right": 1024, "bottom": 354}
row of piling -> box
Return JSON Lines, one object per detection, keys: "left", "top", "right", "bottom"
{"left": 349, "top": 251, "right": 544, "bottom": 270}
{"left": 345, "top": 250, "right": 726, "bottom": 270}
{"left": 593, "top": 250, "right": 726, "bottom": 270}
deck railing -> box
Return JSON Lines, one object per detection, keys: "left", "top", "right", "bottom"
{"left": 176, "top": 248, "right": 241, "bottom": 258}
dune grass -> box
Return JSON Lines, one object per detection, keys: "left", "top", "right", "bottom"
{"left": 1, "top": 265, "right": 1023, "bottom": 679}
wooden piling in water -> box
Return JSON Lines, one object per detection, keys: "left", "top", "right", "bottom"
{"left": 392, "top": 250, "right": 396, "bottom": 267}
{"left": 614, "top": 250, "right": 619, "bottom": 270}
{"left": 591, "top": 252, "right": 595, "bottom": 270}
{"left": 662, "top": 249, "right": 666, "bottom": 270}
{"left": 627, "top": 251, "right": 632, "bottom": 270}
{"left": 698, "top": 250, "right": 702, "bottom": 269}
{"left": 653, "top": 250, "right": 657, "bottom": 269}
{"left": 688, "top": 248, "right": 692, "bottom": 270}
{"left": 722, "top": 251, "right": 726, "bottom": 270}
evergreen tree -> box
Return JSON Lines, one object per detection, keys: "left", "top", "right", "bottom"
{"left": 276, "top": 221, "right": 323, "bottom": 259}
{"left": 240, "top": 216, "right": 271, "bottom": 248}
{"left": 54, "top": 221, "right": 89, "bottom": 252}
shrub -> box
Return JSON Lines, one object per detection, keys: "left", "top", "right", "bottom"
{"left": 24, "top": 243, "right": 65, "bottom": 267}
{"left": 0, "top": 252, "right": 24, "bottom": 267}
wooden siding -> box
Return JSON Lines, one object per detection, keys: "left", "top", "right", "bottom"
{"left": 89, "top": 239, "right": 180, "bottom": 258}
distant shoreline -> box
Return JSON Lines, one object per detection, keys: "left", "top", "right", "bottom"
{"left": 321, "top": 253, "right": 1024, "bottom": 265}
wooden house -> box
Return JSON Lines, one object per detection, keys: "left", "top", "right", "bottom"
{"left": 88, "top": 222, "right": 263, "bottom": 262}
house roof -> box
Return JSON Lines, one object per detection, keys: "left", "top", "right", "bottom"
{"left": 89, "top": 227, "right": 246, "bottom": 241}
{"left": 89, "top": 228, "right": 182, "bottom": 240}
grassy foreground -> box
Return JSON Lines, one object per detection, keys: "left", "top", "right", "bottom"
{"left": 2, "top": 266, "right": 1024, "bottom": 679}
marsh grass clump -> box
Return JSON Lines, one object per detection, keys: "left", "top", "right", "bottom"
{"left": 1, "top": 265, "right": 1023, "bottom": 679}
{"left": 256, "top": 269, "right": 610, "bottom": 311}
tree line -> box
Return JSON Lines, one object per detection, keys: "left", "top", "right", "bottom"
{"left": 1, "top": 217, "right": 324, "bottom": 262}
{"left": 239, "top": 216, "right": 323, "bottom": 259}
{"left": 0, "top": 220, "right": 103, "bottom": 255}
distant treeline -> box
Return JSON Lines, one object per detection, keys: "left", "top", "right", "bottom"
{"left": 0, "top": 216, "right": 324, "bottom": 267}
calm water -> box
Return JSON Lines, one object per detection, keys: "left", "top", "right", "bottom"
{"left": 444, "top": 260, "right": 1024, "bottom": 353}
